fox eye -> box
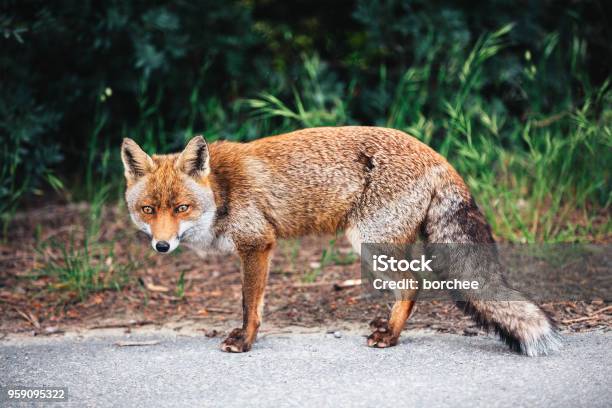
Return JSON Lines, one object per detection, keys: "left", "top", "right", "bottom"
{"left": 141, "top": 206, "right": 155, "bottom": 214}
{"left": 175, "top": 204, "right": 189, "bottom": 213}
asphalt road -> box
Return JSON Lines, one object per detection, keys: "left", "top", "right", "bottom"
{"left": 1, "top": 330, "right": 610, "bottom": 407}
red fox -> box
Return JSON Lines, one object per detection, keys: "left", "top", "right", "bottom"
{"left": 121, "top": 126, "right": 561, "bottom": 355}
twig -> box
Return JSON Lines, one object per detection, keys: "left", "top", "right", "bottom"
{"left": 14, "top": 308, "right": 40, "bottom": 329}
{"left": 114, "top": 340, "right": 160, "bottom": 347}
{"left": 333, "top": 278, "right": 362, "bottom": 290}
{"left": 203, "top": 307, "right": 234, "bottom": 313}
{"left": 291, "top": 281, "right": 336, "bottom": 288}
{"left": 562, "top": 305, "right": 612, "bottom": 324}
{"left": 139, "top": 277, "right": 170, "bottom": 293}
{"left": 88, "top": 320, "right": 156, "bottom": 330}
{"left": 260, "top": 329, "right": 294, "bottom": 338}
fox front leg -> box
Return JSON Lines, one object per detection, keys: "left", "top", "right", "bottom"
{"left": 220, "top": 246, "right": 272, "bottom": 352}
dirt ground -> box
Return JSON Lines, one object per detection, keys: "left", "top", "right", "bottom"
{"left": 1, "top": 204, "right": 610, "bottom": 339}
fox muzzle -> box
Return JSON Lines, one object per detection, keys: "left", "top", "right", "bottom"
{"left": 151, "top": 237, "right": 180, "bottom": 254}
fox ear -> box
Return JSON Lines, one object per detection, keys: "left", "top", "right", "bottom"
{"left": 121, "top": 138, "right": 154, "bottom": 183}
{"left": 176, "top": 136, "right": 210, "bottom": 178}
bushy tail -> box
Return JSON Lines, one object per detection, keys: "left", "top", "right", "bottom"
{"left": 456, "top": 299, "right": 562, "bottom": 356}
{"left": 423, "top": 183, "right": 562, "bottom": 356}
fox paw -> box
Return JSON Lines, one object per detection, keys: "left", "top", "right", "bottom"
{"left": 220, "top": 328, "right": 252, "bottom": 353}
{"left": 367, "top": 317, "right": 398, "bottom": 348}
{"left": 369, "top": 317, "right": 389, "bottom": 332}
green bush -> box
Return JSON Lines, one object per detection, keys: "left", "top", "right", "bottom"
{"left": 246, "top": 24, "right": 611, "bottom": 241}
{"left": 0, "top": 85, "right": 63, "bottom": 231}
{"left": 1, "top": 0, "right": 610, "bottom": 241}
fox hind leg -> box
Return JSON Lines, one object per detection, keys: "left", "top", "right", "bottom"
{"left": 346, "top": 224, "right": 421, "bottom": 348}
{"left": 367, "top": 300, "right": 416, "bottom": 348}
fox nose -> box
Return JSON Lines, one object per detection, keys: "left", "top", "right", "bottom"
{"left": 155, "top": 241, "right": 170, "bottom": 253}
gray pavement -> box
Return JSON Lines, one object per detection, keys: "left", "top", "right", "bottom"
{"left": 1, "top": 330, "right": 611, "bottom": 407}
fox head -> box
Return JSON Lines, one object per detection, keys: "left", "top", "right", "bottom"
{"left": 121, "top": 136, "right": 216, "bottom": 254}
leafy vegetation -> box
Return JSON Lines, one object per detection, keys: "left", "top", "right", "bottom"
{"left": 37, "top": 233, "right": 130, "bottom": 301}
{"left": 1, "top": 1, "right": 610, "bottom": 243}
{"left": 176, "top": 270, "right": 186, "bottom": 299}
{"left": 249, "top": 25, "right": 611, "bottom": 242}
{"left": 35, "top": 189, "right": 132, "bottom": 301}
